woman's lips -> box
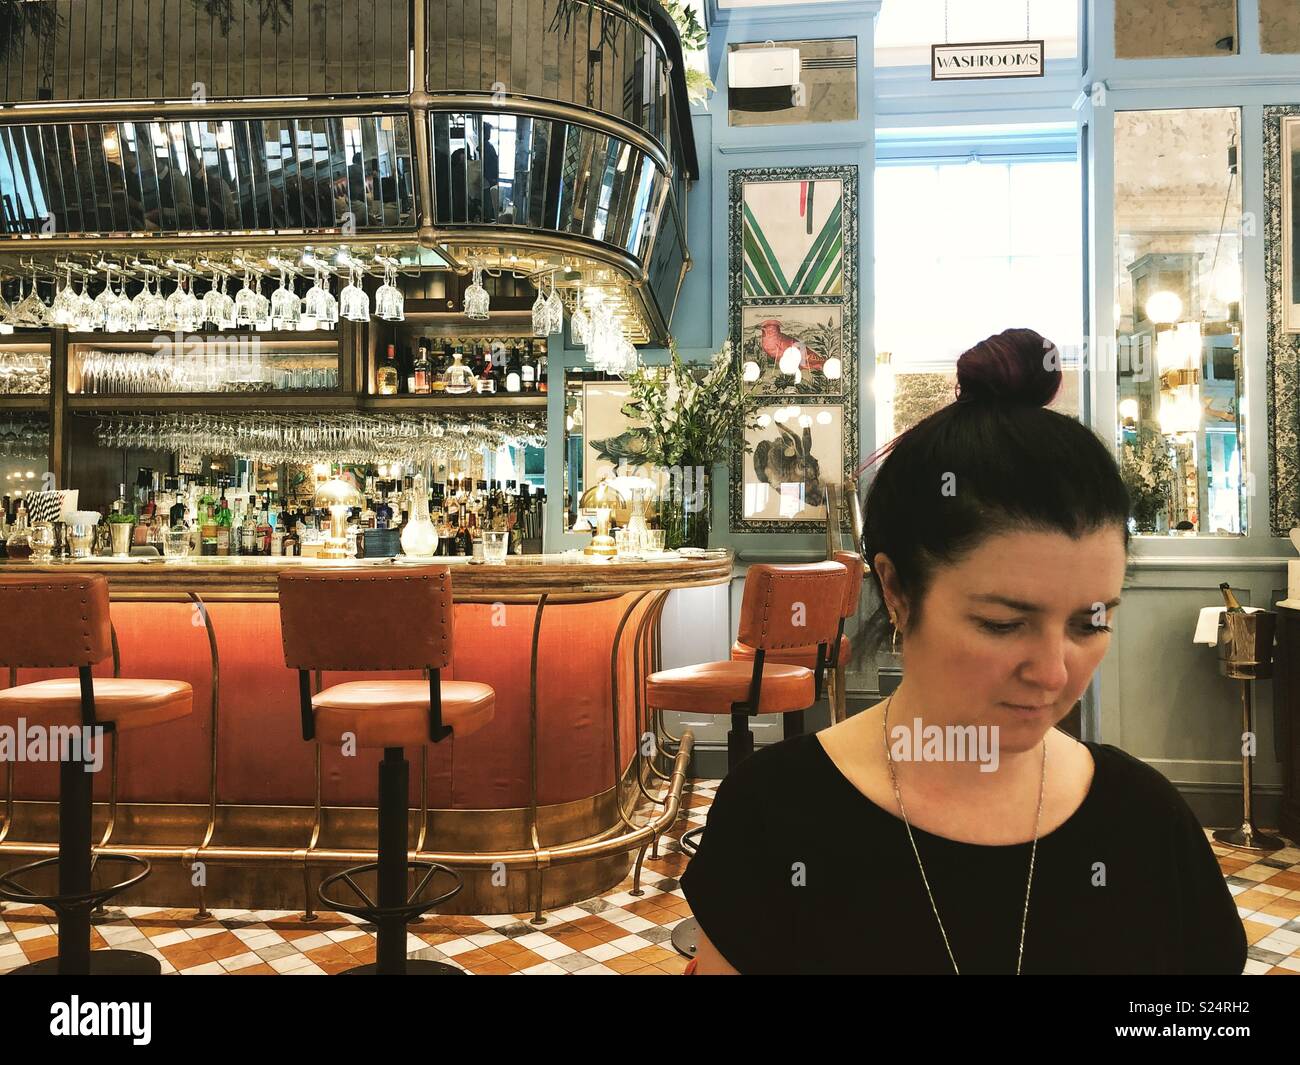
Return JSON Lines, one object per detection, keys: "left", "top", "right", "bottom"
{"left": 1003, "top": 702, "right": 1052, "bottom": 711}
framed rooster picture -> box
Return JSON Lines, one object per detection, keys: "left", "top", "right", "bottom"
{"left": 739, "top": 303, "right": 844, "bottom": 395}
{"left": 735, "top": 401, "right": 851, "bottom": 529}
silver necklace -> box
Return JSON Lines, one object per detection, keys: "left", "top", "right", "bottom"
{"left": 882, "top": 693, "right": 1047, "bottom": 975}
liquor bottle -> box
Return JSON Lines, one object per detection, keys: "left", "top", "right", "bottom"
{"left": 142, "top": 491, "right": 158, "bottom": 520}
{"left": 283, "top": 520, "right": 300, "bottom": 557}
{"left": 521, "top": 341, "right": 537, "bottom": 393}
{"left": 504, "top": 345, "right": 522, "bottom": 393}
{"left": 240, "top": 508, "right": 258, "bottom": 556}
{"left": 1219, "top": 583, "right": 1244, "bottom": 612}
{"left": 431, "top": 343, "right": 450, "bottom": 394}
{"left": 477, "top": 342, "right": 497, "bottom": 394}
{"left": 537, "top": 350, "right": 547, "bottom": 394}
{"left": 446, "top": 346, "right": 473, "bottom": 394}
{"left": 257, "top": 505, "right": 273, "bottom": 555}
{"left": 4, "top": 501, "right": 32, "bottom": 559}
{"left": 412, "top": 340, "right": 432, "bottom": 395}
{"left": 377, "top": 343, "right": 399, "bottom": 395}
{"left": 113, "top": 483, "right": 128, "bottom": 517}
{"left": 401, "top": 342, "right": 414, "bottom": 394}
{"left": 271, "top": 510, "right": 285, "bottom": 556}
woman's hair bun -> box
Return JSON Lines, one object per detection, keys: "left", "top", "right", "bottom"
{"left": 954, "top": 328, "right": 1061, "bottom": 408}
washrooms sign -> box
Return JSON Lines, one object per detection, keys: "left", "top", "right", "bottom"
{"left": 931, "top": 40, "right": 1044, "bottom": 80}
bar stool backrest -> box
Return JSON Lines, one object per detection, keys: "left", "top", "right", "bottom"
{"left": 737, "top": 561, "right": 846, "bottom": 652}
{"left": 278, "top": 566, "right": 454, "bottom": 672}
{"left": 0, "top": 574, "right": 112, "bottom": 669}
{"left": 832, "top": 550, "right": 866, "bottom": 620}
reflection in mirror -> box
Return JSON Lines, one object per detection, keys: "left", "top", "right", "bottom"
{"left": 564, "top": 369, "right": 658, "bottom": 535}
{"left": 1114, "top": 107, "right": 1245, "bottom": 536}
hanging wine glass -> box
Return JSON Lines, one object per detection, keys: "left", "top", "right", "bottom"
{"left": 0, "top": 282, "right": 13, "bottom": 335}
{"left": 178, "top": 272, "right": 203, "bottom": 332}
{"left": 233, "top": 270, "right": 260, "bottom": 327}
{"left": 545, "top": 273, "right": 564, "bottom": 335}
{"left": 107, "top": 272, "right": 138, "bottom": 333}
{"left": 339, "top": 264, "right": 370, "bottom": 322}
{"left": 72, "top": 275, "right": 97, "bottom": 332}
{"left": 133, "top": 270, "right": 160, "bottom": 332}
{"left": 253, "top": 273, "right": 272, "bottom": 329}
{"left": 570, "top": 287, "right": 590, "bottom": 346}
{"left": 216, "top": 273, "right": 236, "bottom": 330}
{"left": 303, "top": 266, "right": 338, "bottom": 326}
{"left": 270, "top": 268, "right": 300, "bottom": 329}
{"left": 51, "top": 266, "right": 80, "bottom": 327}
{"left": 91, "top": 269, "right": 119, "bottom": 330}
{"left": 531, "top": 282, "right": 548, "bottom": 337}
{"left": 464, "top": 261, "right": 489, "bottom": 321}
{"left": 161, "top": 271, "right": 187, "bottom": 331}
{"left": 374, "top": 262, "right": 403, "bottom": 321}
{"left": 201, "top": 271, "right": 228, "bottom": 328}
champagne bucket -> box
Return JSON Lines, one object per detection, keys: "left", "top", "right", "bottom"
{"left": 109, "top": 521, "right": 134, "bottom": 557}
{"left": 1216, "top": 608, "right": 1276, "bottom": 680}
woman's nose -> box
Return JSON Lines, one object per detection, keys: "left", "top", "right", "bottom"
{"left": 1018, "top": 632, "right": 1070, "bottom": 692}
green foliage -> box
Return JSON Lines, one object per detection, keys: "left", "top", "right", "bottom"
{"left": 620, "top": 339, "right": 758, "bottom": 469}
{"left": 1120, "top": 427, "right": 1174, "bottom": 529}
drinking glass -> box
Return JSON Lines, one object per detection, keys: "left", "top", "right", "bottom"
{"left": 531, "top": 286, "right": 548, "bottom": 337}
{"left": 233, "top": 272, "right": 260, "bottom": 327}
{"left": 51, "top": 270, "right": 80, "bottom": 326}
{"left": 29, "top": 521, "right": 55, "bottom": 561}
{"left": 374, "top": 264, "right": 403, "bottom": 321}
{"left": 270, "top": 270, "right": 300, "bottom": 329}
{"left": 644, "top": 529, "right": 665, "bottom": 553}
{"left": 201, "top": 277, "right": 228, "bottom": 328}
{"left": 163, "top": 525, "right": 192, "bottom": 558}
{"left": 303, "top": 269, "right": 338, "bottom": 325}
{"left": 545, "top": 278, "right": 564, "bottom": 335}
{"left": 339, "top": 266, "right": 370, "bottom": 322}
{"left": 483, "top": 529, "right": 508, "bottom": 563}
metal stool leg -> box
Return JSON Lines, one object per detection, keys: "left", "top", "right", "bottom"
{"left": 0, "top": 748, "right": 158, "bottom": 976}
{"left": 727, "top": 711, "right": 753, "bottom": 770}
{"left": 671, "top": 826, "right": 704, "bottom": 958}
{"left": 326, "top": 747, "right": 464, "bottom": 976}
{"left": 58, "top": 754, "right": 93, "bottom": 974}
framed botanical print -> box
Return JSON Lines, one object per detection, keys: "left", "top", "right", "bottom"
{"left": 736, "top": 400, "right": 850, "bottom": 527}
{"left": 739, "top": 173, "right": 846, "bottom": 296}
{"left": 737, "top": 303, "right": 844, "bottom": 395}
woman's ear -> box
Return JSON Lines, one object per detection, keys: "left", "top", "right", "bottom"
{"left": 872, "top": 552, "right": 908, "bottom": 630}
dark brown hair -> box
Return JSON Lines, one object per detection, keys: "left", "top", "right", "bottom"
{"left": 860, "top": 328, "right": 1131, "bottom": 649}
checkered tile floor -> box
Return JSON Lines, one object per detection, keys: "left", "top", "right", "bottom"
{"left": 2, "top": 780, "right": 1297, "bottom": 975}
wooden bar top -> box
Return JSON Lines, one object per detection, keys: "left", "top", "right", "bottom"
{"left": 0, "top": 551, "right": 735, "bottom": 603}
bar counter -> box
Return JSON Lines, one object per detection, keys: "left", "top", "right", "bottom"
{"left": 0, "top": 552, "right": 732, "bottom": 916}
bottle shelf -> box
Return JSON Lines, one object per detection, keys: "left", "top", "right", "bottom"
{"left": 361, "top": 394, "right": 547, "bottom": 410}
{"left": 67, "top": 393, "right": 357, "bottom": 411}
{"left": 0, "top": 395, "right": 48, "bottom": 410}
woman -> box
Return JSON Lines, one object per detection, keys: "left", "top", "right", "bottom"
{"left": 680, "top": 328, "right": 1247, "bottom": 975}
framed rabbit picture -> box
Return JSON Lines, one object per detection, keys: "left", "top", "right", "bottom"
{"left": 733, "top": 400, "right": 854, "bottom": 529}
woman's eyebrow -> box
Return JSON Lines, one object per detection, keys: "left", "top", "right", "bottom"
{"left": 969, "top": 594, "right": 1122, "bottom": 613}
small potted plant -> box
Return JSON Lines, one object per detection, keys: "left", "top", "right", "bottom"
{"left": 106, "top": 511, "right": 136, "bottom": 556}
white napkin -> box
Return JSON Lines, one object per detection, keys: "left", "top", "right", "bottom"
{"left": 1193, "top": 606, "right": 1263, "bottom": 645}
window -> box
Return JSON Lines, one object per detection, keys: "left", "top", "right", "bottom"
{"left": 875, "top": 0, "right": 1078, "bottom": 67}
{"left": 874, "top": 151, "right": 1083, "bottom": 448}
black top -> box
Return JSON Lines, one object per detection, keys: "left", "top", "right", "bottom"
{"left": 680, "top": 734, "right": 1247, "bottom": 975}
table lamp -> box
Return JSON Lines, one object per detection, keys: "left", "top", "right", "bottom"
{"left": 316, "top": 476, "right": 362, "bottom": 559}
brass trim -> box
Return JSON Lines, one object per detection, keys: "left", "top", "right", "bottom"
{"left": 437, "top": 227, "right": 646, "bottom": 284}
{"left": 0, "top": 232, "right": 421, "bottom": 255}
{"left": 187, "top": 592, "right": 220, "bottom": 852}
{"left": 0, "top": 98, "right": 413, "bottom": 124}
{"left": 424, "top": 95, "right": 670, "bottom": 176}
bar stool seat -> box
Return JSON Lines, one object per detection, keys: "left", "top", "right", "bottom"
{"left": 0, "top": 573, "right": 192, "bottom": 975}
{"left": 312, "top": 679, "right": 495, "bottom": 748}
{"left": 730, "top": 634, "right": 851, "bottom": 671}
{"left": 647, "top": 661, "right": 813, "bottom": 715}
{"left": 0, "top": 677, "right": 192, "bottom": 732}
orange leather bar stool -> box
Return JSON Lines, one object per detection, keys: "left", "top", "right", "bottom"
{"left": 649, "top": 560, "right": 846, "bottom": 958}
{"left": 278, "top": 566, "right": 494, "bottom": 976}
{"left": 731, "top": 550, "right": 866, "bottom": 723}
{"left": 0, "top": 574, "right": 192, "bottom": 975}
